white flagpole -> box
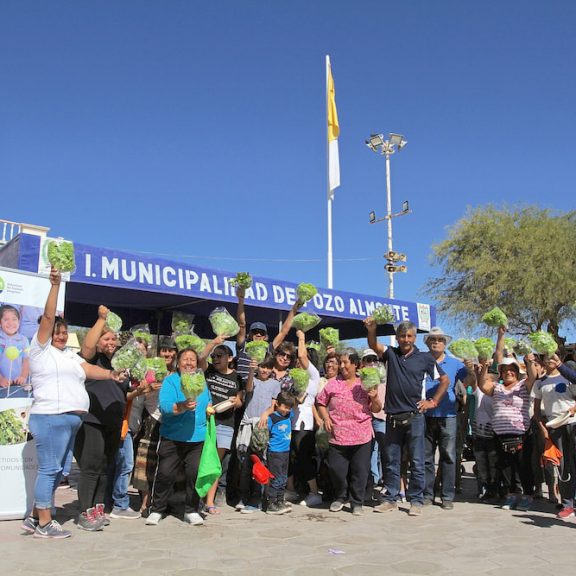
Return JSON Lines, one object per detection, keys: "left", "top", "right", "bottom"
{"left": 326, "top": 55, "right": 333, "bottom": 289}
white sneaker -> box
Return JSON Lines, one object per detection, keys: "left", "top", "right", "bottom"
{"left": 184, "top": 512, "right": 204, "bottom": 526}
{"left": 145, "top": 512, "right": 162, "bottom": 526}
{"left": 300, "top": 493, "right": 322, "bottom": 507}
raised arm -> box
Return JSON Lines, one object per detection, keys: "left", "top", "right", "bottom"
{"left": 245, "top": 359, "right": 257, "bottom": 393}
{"left": 271, "top": 300, "right": 302, "bottom": 350}
{"left": 236, "top": 286, "right": 247, "bottom": 350}
{"left": 364, "top": 316, "right": 386, "bottom": 356}
{"left": 477, "top": 361, "right": 496, "bottom": 396}
{"left": 494, "top": 325, "right": 506, "bottom": 364}
{"left": 80, "top": 305, "right": 110, "bottom": 361}
{"left": 38, "top": 268, "right": 62, "bottom": 345}
{"left": 296, "top": 329, "right": 309, "bottom": 370}
{"left": 198, "top": 334, "right": 226, "bottom": 371}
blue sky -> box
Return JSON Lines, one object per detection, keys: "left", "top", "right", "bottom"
{"left": 1, "top": 1, "right": 575, "bottom": 341}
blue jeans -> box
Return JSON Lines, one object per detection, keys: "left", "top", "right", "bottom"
{"left": 110, "top": 432, "right": 134, "bottom": 510}
{"left": 370, "top": 418, "right": 386, "bottom": 485}
{"left": 424, "top": 416, "right": 457, "bottom": 502}
{"left": 28, "top": 412, "right": 83, "bottom": 509}
{"left": 383, "top": 412, "right": 425, "bottom": 505}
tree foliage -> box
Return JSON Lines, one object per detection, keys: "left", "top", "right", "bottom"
{"left": 425, "top": 205, "right": 576, "bottom": 348}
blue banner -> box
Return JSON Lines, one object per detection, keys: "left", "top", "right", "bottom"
{"left": 70, "top": 243, "right": 435, "bottom": 329}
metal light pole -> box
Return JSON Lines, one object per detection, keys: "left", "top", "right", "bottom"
{"left": 366, "top": 133, "right": 409, "bottom": 299}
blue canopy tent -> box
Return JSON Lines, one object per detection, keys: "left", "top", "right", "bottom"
{"left": 0, "top": 233, "right": 436, "bottom": 342}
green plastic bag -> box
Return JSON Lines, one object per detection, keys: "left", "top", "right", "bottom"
{"left": 195, "top": 416, "right": 222, "bottom": 498}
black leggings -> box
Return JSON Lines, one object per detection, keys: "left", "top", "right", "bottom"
{"left": 74, "top": 422, "right": 121, "bottom": 512}
{"left": 496, "top": 433, "right": 534, "bottom": 496}
{"left": 289, "top": 430, "right": 317, "bottom": 485}
{"left": 327, "top": 442, "right": 372, "bottom": 506}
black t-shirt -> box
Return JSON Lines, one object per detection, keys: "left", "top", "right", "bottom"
{"left": 205, "top": 365, "right": 243, "bottom": 428}
{"left": 83, "top": 351, "right": 129, "bottom": 428}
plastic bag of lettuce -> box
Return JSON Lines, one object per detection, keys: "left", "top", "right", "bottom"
{"left": 209, "top": 307, "right": 240, "bottom": 338}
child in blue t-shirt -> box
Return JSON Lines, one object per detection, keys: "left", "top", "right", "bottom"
{"left": 265, "top": 391, "right": 296, "bottom": 515}
{"left": 0, "top": 305, "right": 30, "bottom": 396}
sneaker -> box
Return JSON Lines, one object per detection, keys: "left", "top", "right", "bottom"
{"left": 266, "top": 502, "right": 285, "bottom": 515}
{"left": 441, "top": 500, "right": 454, "bottom": 510}
{"left": 398, "top": 491, "right": 407, "bottom": 503}
{"left": 408, "top": 504, "right": 423, "bottom": 517}
{"left": 110, "top": 507, "right": 141, "bottom": 519}
{"left": 423, "top": 498, "right": 434, "bottom": 506}
{"left": 300, "top": 493, "right": 322, "bottom": 507}
{"left": 284, "top": 489, "right": 299, "bottom": 502}
{"left": 374, "top": 501, "right": 398, "bottom": 513}
{"left": 516, "top": 496, "right": 532, "bottom": 512}
{"left": 351, "top": 504, "right": 363, "bottom": 516}
{"left": 557, "top": 506, "right": 575, "bottom": 520}
{"left": 34, "top": 520, "right": 71, "bottom": 539}
{"left": 329, "top": 500, "right": 345, "bottom": 513}
{"left": 94, "top": 503, "right": 110, "bottom": 526}
{"left": 501, "top": 495, "right": 518, "bottom": 510}
{"left": 240, "top": 505, "right": 260, "bottom": 514}
{"left": 279, "top": 502, "right": 292, "bottom": 514}
{"left": 21, "top": 516, "right": 39, "bottom": 534}
{"left": 235, "top": 501, "right": 246, "bottom": 511}
{"left": 145, "top": 512, "right": 163, "bottom": 526}
{"left": 184, "top": 512, "right": 204, "bottom": 526}
{"left": 76, "top": 508, "right": 104, "bottom": 532}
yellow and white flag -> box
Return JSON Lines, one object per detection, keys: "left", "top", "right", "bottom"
{"left": 327, "top": 56, "right": 340, "bottom": 198}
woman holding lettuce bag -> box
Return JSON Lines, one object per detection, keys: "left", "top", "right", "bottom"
{"left": 25, "top": 268, "right": 126, "bottom": 539}
{"left": 285, "top": 329, "right": 323, "bottom": 506}
{"left": 146, "top": 347, "right": 213, "bottom": 526}
{"left": 203, "top": 343, "right": 244, "bottom": 513}
{"left": 477, "top": 325, "right": 537, "bottom": 512}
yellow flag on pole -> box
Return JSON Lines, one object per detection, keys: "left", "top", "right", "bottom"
{"left": 327, "top": 57, "right": 340, "bottom": 197}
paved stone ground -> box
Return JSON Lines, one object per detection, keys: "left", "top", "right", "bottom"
{"left": 0, "top": 464, "right": 575, "bottom": 576}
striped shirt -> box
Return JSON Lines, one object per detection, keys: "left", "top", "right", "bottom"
{"left": 492, "top": 380, "right": 531, "bottom": 436}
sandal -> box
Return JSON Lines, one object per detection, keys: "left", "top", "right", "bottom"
{"left": 205, "top": 506, "right": 220, "bottom": 515}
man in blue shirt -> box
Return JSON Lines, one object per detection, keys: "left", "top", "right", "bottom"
{"left": 422, "top": 327, "right": 470, "bottom": 510}
{"left": 367, "top": 320, "right": 449, "bottom": 516}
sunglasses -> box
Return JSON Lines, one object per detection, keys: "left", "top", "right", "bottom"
{"left": 251, "top": 329, "right": 267, "bottom": 336}
{"left": 211, "top": 353, "right": 226, "bottom": 359}
{"left": 427, "top": 337, "right": 446, "bottom": 343}
{"left": 277, "top": 352, "right": 293, "bottom": 359}
{"left": 364, "top": 357, "right": 378, "bottom": 363}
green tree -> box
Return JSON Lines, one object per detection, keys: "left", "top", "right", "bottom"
{"left": 425, "top": 205, "right": 576, "bottom": 349}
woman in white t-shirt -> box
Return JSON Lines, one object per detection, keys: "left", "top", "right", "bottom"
{"left": 23, "top": 268, "right": 126, "bottom": 539}
{"left": 285, "top": 329, "right": 323, "bottom": 506}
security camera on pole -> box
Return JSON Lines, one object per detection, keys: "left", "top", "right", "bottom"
{"left": 365, "top": 133, "right": 411, "bottom": 299}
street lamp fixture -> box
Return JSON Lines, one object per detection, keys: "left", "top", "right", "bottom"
{"left": 365, "top": 132, "right": 410, "bottom": 299}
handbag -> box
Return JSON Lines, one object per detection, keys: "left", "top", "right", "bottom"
{"left": 195, "top": 415, "right": 222, "bottom": 497}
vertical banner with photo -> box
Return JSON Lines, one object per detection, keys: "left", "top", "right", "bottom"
{"left": 0, "top": 267, "right": 65, "bottom": 520}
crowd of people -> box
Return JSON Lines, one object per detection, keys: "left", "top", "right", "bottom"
{"left": 15, "top": 268, "right": 576, "bottom": 538}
